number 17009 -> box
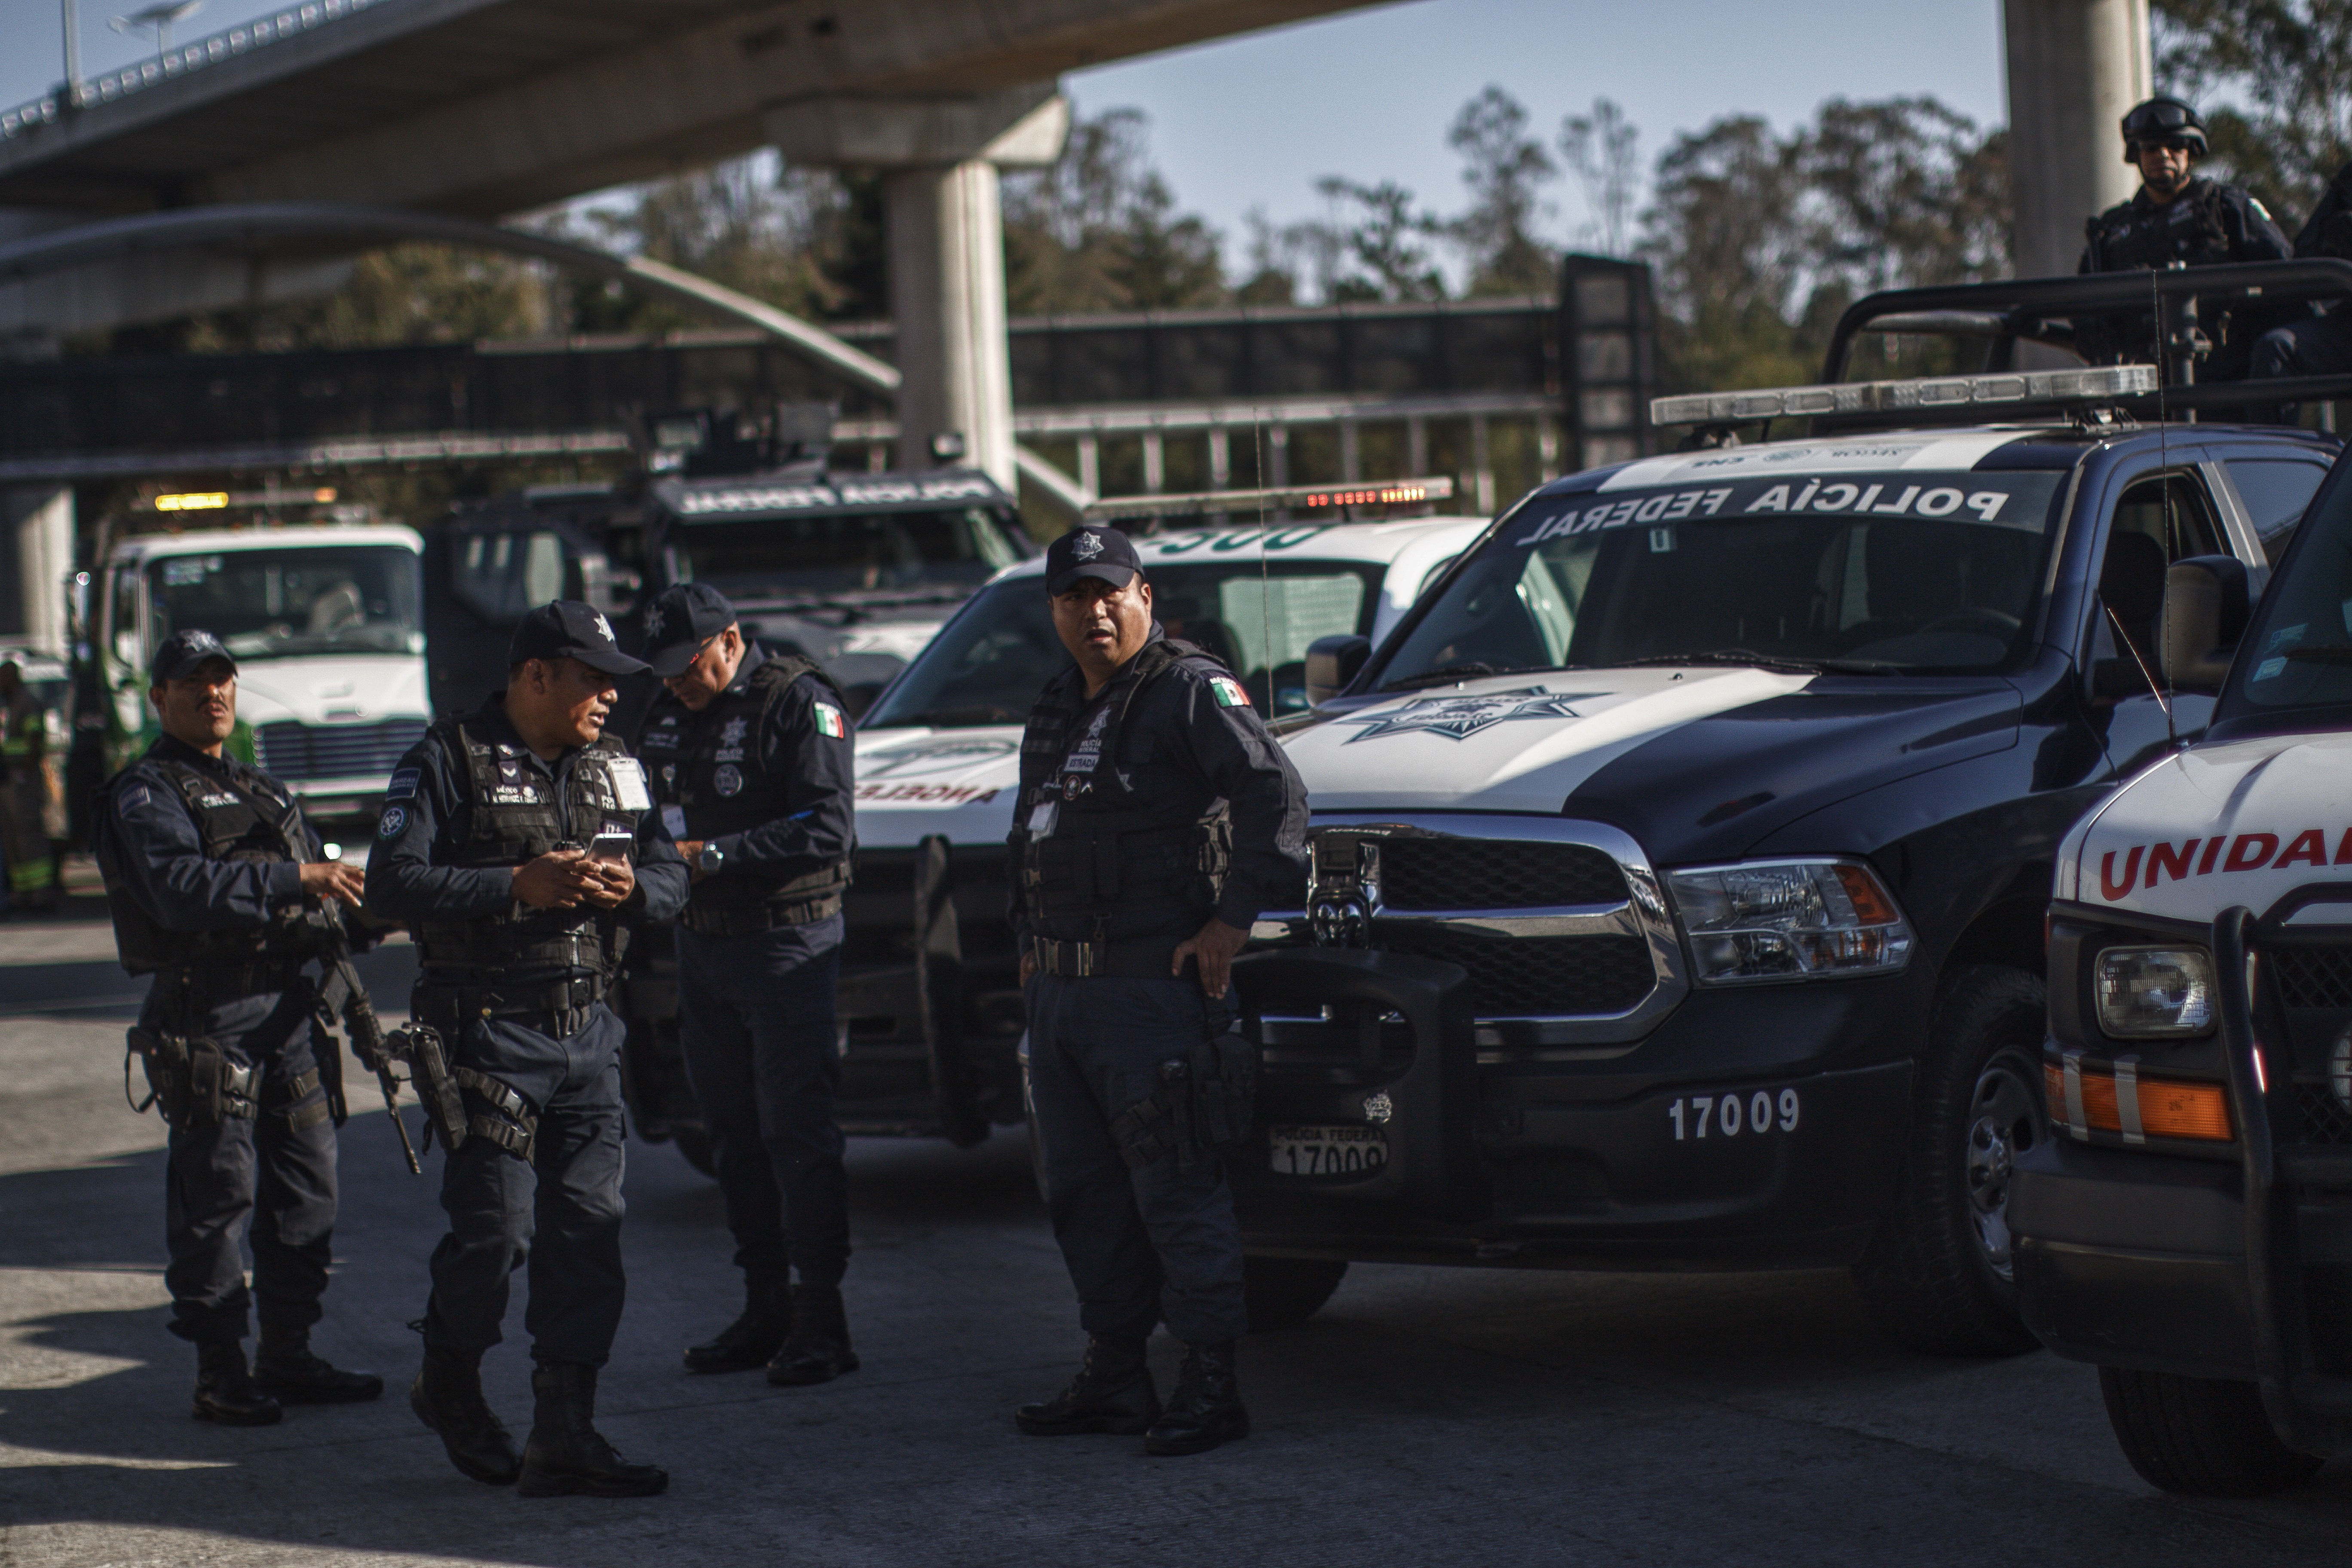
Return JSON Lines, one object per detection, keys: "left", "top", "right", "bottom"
{"left": 1668, "top": 1088, "right": 1800, "bottom": 1141}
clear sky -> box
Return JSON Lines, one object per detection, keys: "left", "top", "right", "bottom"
{"left": 0, "top": 0, "right": 2009, "bottom": 268}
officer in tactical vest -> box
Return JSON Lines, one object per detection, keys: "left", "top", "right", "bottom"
{"left": 91, "top": 628, "right": 384, "bottom": 1425}
{"left": 2077, "top": 97, "right": 2290, "bottom": 373}
{"left": 365, "top": 601, "right": 689, "bottom": 1498}
{"left": 1008, "top": 524, "right": 1308, "bottom": 1457}
{"left": 2248, "top": 158, "right": 2352, "bottom": 410}
{"left": 632, "top": 582, "right": 860, "bottom": 1385}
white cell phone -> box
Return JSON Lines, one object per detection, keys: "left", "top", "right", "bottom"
{"left": 589, "top": 830, "right": 632, "bottom": 862}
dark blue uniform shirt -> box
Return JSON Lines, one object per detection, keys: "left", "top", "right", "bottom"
{"left": 364, "top": 695, "right": 689, "bottom": 979}
{"left": 638, "top": 642, "right": 856, "bottom": 885}
{"left": 96, "top": 733, "right": 312, "bottom": 935}
{"left": 1011, "top": 627, "right": 1308, "bottom": 949}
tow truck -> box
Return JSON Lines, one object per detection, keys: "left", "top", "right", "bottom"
{"left": 1222, "top": 263, "right": 2352, "bottom": 1339}
{"left": 622, "top": 478, "right": 1481, "bottom": 1167}
{"left": 2012, "top": 294, "right": 2352, "bottom": 1495}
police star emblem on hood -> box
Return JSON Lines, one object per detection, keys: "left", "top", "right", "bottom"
{"left": 1336, "top": 687, "right": 1601, "bottom": 742}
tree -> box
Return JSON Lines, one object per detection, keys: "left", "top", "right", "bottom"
{"left": 1311, "top": 177, "right": 1447, "bottom": 302}
{"left": 1447, "top": 85, "right": 1559, "bottom": 296}
{"left": 1001, "top": 108, "right": 1228, "bottom": 315}
{"left": 1561, "top": 98, "right": 1640, "bottom": 258}
{"left": 2154, "top": 0, "right": 2352, "bottom": 223}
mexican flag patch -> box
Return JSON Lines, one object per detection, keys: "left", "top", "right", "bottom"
{"left": 813, "top": 701, "right": 848, "bottom": 738}
{"left": 1210, "top": 676, "right": 1251, "bottom": 709}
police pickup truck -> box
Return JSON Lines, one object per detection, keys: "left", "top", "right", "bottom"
{"left": 625, "top": 484, "right": 1484, "bottom": 1165}
{"left": 1228, "top": 264, "right": 2352, "bottom": 1341}
{"left": 2014, "top": 400, "right": 2352, "bottom": 1495}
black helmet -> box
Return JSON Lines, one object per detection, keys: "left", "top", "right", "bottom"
{"left": 2121, "top": 96, "right": 2208, "bottom": 162}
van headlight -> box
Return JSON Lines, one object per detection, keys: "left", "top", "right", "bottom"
{"left": 2095, "top": 947, "right": 2215, "bottom": 1038}
{"left": 1666, "top": 859, "right": 1914, "bottom": 985}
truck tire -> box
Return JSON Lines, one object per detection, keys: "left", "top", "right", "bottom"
{"left": 2098, "top": 1366, "right": 2324, "bottom": 1496}
{"left": 1853, "top": 964, "right": 2047, "bottom": 1357}
{"left": 1245, "top": 1256, "right": 1348, "bottom": 1331}
{"left": 670, "top": 1126, "right": 717, "bottom": 1179}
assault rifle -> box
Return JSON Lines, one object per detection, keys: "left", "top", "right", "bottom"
{"left": 309, "top": 903, "right": 422, "bottom": 1175}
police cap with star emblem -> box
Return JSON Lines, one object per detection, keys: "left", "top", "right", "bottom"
{"left": 150, "top": 627, "right": 239, "bottom": 683}
{"left": 508, "top": 599, "right": 649, "bottom": 677}
{"left": 642, "top": 582, "right": 737, "bottom": 678}
{"left": 1045, "top": 524, "right": 1141, "bottom": 597}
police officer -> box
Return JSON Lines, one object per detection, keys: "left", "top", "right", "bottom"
{"left": 2077, "top": 97, "right": 2291, "bottom": 374}
{"left": 1008, "top": 525, "right": 1308, "bottom": 1457}
{"left": 2248, "top": 159, "right": 2352, "bottom": 403}
{"left": 366, "top": 601, "right": 688, "bottom": 1498}
{"left": 91, "top": 629, "right": 383, "bottom": 1425}
{"left": 632, "top": 583, "right": 859, "bottom": 1385}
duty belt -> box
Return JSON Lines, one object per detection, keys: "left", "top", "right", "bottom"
{"left": 413, "top": 973, "right": 606, "bottom": 1025}
{"left": 1027, "top": 935, "right": 1187, "bottom": 980}
{"left": 680, "top": 892, "right": 842, "bottom": 937}
{"left": 161, "top": 959, "right": 307, "bottom": 1001}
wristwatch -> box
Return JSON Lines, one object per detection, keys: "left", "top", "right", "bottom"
{"left": 696, "top": 844, "right": 725, "bottom": 874}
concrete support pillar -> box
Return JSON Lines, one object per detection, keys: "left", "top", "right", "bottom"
{"left": 769, "top": 87, "right": 1069, "bottom": 495}
{"left": 1207, "top": 427, "right": 1231, "bottom": 488}
{"left": 885, "top": 159, "right": 1015, "bottom": 488}
{"left": 1141, "top": 429, "right": 1165, "bottom": 493}
{"left": 1338, "top": 419, "right": 1360, "bottom": 483}
{"left": 2004, "top": 0, "right": 2152, "bottom": 280}
{"left": 0, "top": 487, "right": 72, "bottom": 654}
{"left": 1406, "top": 415, "right": 1428, "bottom": 477}
{"left": 1471, "top": 414, "right": 1495, "bottom": 516}
{"left": 1076, "top": 434, "right": 1101, "bottom": 497}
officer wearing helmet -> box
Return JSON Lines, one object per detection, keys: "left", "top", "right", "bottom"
{"left": 2078, "top": 97, "right": 2290, "bottom": 372}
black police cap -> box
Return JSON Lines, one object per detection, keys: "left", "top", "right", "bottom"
{"left": 508, "top": 599, "right": 648, "bottom": 677}
{"left": 643, "top": 582, "right": 737, "bottom": 678}
{"left": 2122, "top": 96, "right": 2207, "bottom": 161}
{"left": 1045, "top": 525, "right": 1142, "bottom": 596}
{"left": 150, "top": 628, "right": 238, "bottom": 684}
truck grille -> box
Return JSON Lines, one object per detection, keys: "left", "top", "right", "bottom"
{"left": 1379, "top": 928, "right": 1656, "bottom": 1016}
{"left": 2273, "top": 947, "right": 2352, "bottom": 1010}
{"left": 254, "top": 719, "right": 426, "bottom": 782}
{"left": 2294, "top": 1083, "right": 2352, "bottom": 1146}
{"left": 1378, "top": 837, "right": 1625, "bottom": 910}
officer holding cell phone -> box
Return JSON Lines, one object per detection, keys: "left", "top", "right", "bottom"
{"left": 632, "top": 583, "right": 859, "bottom": 1387}
{"left": 365, "top": 600, "right": 688, "bottom": 1498}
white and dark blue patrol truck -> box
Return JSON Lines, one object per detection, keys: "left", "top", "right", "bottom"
{"left": 1225, "top": 263, "right": 2352, "bottom": 1341}
{"left": 2013, "top": 387, "right": 2352, "bottom": 1495}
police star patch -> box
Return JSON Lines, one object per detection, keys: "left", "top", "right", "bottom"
{"left": 1210, "top": 676, "right": 1251, "bottom": 709}
{"left": 813, "top": 701, "right": 847, "bottom": 738}
{"left": 377, "top": 805, "right": 407, "bottom": 839}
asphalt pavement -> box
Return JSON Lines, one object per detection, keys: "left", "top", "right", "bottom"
{"left": 6, "top": 884, "right": 2352, "bottom": 1566}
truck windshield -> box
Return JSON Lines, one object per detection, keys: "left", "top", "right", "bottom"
{"left": 671, "top": 508, "right": 1023, "bottom": 605}
{"left": 146, "top": 546, "right": 422, "bottom": 661}
{"left": 864, "top": 559, "right": 1386, "bottom": 727}
{"left": 2228, "top": 463, "right": 2352, "bottom": 718}
{"left": 1372, "top": 469, "right": 2067, "bottom": 687}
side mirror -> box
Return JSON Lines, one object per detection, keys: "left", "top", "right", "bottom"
{"left": 1303, "top": 634, "right": 1372, "bottom": 707}
{"left": 2159, "top": 554, "right": 2251, "bottom": 694}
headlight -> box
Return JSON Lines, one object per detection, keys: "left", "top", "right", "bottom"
{"left": 2094, "top": 946, "right": 2214, "bottom": 1038}
{"left": 1665, "top": 859, "right": 1914, "bottom": 985}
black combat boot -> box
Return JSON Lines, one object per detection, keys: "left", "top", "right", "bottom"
{"left": 766, "top": 1279, "right": 858, "bottom": 1386}
{"left": 409, "top": 1346, "right": 522, "bottom": 1485}
{"left": 192, "top": 1340, "right": 282, "bottom": 1427}
{"left": 518, "top": 1362, "right": 669, "bottom": 1498}
{"left": 683, "top": 1277, "right": 791, "bottom": 1374}
{"left": 254, "top": 1326, "right": 384, "bottom": 1404}
{"left": 1015, "top": 1335, "right": 1160, "bottom": 1436}
{"left": 1144, "top": 1340, "right": 1248, "bottom": 1456}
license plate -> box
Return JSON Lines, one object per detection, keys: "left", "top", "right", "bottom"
{"left": 1268, "top": 1124, "right": 1388, "bottom": 1177}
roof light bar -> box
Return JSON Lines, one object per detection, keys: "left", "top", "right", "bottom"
{"left": 1084, "top": 475, "right": 1454, "bottom": 523}
{"left": 1651, "top": 365, "right": 2158, "bottom": 427}
{"left": 145, "top": 487, "right": 337, "bottom": 512}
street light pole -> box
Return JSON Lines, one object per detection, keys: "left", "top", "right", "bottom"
{"left": 61, "top": 0, "right": 83, "bottom": 105}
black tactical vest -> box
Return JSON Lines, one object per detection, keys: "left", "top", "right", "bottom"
{"left": 2084, "top": 179, "right": 2238, "bottom": 271}
{"left": 97, "top": 753, "right": 325, "bottom": 976}
{"left": 639, "top": 653, "right": 852, "bottom": 929}
{"left": 411, "top": 717, "right": 645, "bottom": 977}
{"left": 1013, "top": 637, "right": 1232, "bottom": 931}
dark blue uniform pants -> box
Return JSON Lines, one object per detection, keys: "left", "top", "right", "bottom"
{"left": 423, "top": 1002, "right": 628, "bottom": 1369}
{"left": 1026, "top": 972, "right": 1249, "bottom": 1346}
{"left": 149, "top": 986, "right": 338, "bottom": 1345}
{"left": 674, "top": 916, "right": 849, "bottom": 1287}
